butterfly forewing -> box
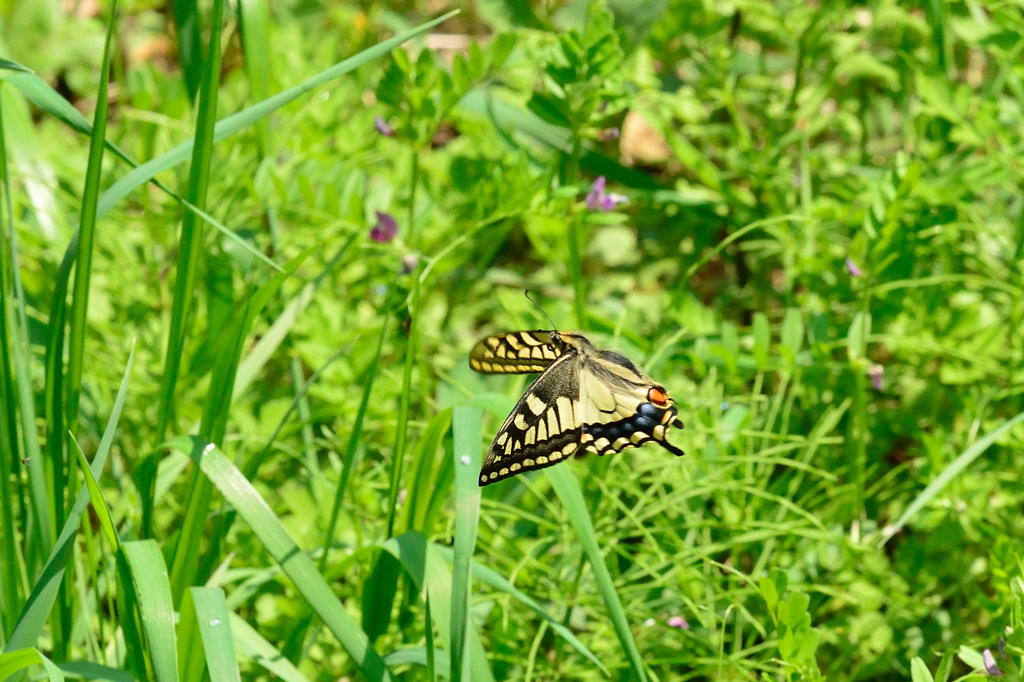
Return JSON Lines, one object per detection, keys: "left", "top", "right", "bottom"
{"left": 469, "top": 330, "right": 565, "bottom": 374}
{"left": 478, "top": 353, "right": 584, "bottom": 485}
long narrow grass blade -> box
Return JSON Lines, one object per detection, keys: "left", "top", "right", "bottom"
{"left": 122, "top": 541, "right": 178, "bottom": 682}
{"left": 65, "top": 0, "right": 117, "bottom": 429}
{"left": 169, "top": 250, "right": 310, "bottom": 600}
{"left": 172, "top": 0, "right": 203, "bottom": 101}
{"left": 96, "top": 11, "right": 458, "bottom": 220}
{"left": 237, "top": 0, "right": 272, "bottom": 154}
{"left": 57, "top": 661, "right": 134, "bottom": 682}
{"left": 449, "top": 406, "right": 482, "bottom": 682}
{"left": 381, "top": 533, "right": 495, "bottom": 682}
{"left": 0, "top": 649, "right": 65, "bottom": 682}
{"left": 229, "top": 612, "right": 309, "bottom": 682}
{"left": 0, "top": 91, "right": 50, "bottom": 557}
{"left": 193, "top": 440, "right": 393, "bottom": 681}
{"left": 70, "top": 437, "right": 118, "bottom": 550}
{"left": 878, "top": 410, "right": 1024, "bottom": 546}
{"left": 0, "top": 282, "right": 21, "bottom": 635}
{"left": 545, "top": 465, "right": 648, "bottom": 681}
{"left": 3, "top": 345, "right": 133, "bottom": 652}
{"left": 180, "top": 588, "right": 240, "bottom": 682}
{"left": 433, "top": 546, "right": 607, "bottom": 673}
{"left": 154, "top": 0, "right": 226, "bottom": 443}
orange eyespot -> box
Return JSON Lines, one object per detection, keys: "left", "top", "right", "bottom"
{"left": 647, "top": 387, "right": 669, "bottom": 407}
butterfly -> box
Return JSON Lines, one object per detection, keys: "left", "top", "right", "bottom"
{"left": 469, "top": 330, "right": 684, "bottom": 486}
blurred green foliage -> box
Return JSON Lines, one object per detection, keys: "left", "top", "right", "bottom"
{"left": 2, "top": 0, "right": 1024, "bottom": 680}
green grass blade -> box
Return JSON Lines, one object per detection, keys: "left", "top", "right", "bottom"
{"left": 180, "top": 588, "right": 240, "bottom": 682}
{"left": 3, "top": 345, "right": 133, "bottom": 652}
{"left": 878, "top": 410, "right": 1024, "bottom": 546}
{"left": 237, "top": 0, "right": 272, "bottom": 154}
{"left": 0, "top": 648, "right": 65, "bottom": 682}
{"left": 193, "top": 440, "right": 393, "bottom": 681}
{"left": 229, "top": 612, "right": 309, "bottom": 682}
{"left": 96, "top": 11, "right": 458, "bottom": 221}
{"left": 122, "top": 541, "right": 178, "bottom": 682}
{"left": 0, "top": 92, "right": 50, "bottom": 557}
{"left": 383, "top": 647, "right": 450, "bottom": 676}
{"left": 172, "top": 0, "right": 203, "bottom": 101}
{"left": 433, "top": 546, "right": 608, "bottom": 674}
{"left": 545, "top": 465, "right": 648, "bottom": 682}
{"left": 169, "top": 250, "right": 310, "bottom": 600}
{"left": 65, "top": 0, "right": 117, "bottom": 430}
{"left": 70, "top": 437, "right": 118, "bottom": 550}
{"left": 154, "top": 0, "right": 226, "bottom": 442}
{"left": 381, "top": 533, "right": 495, "bottom": 682}
{"left": 57, "top": 661, "right": 134, "bottom": 682}
{"left": 449, "top": 406, "right": 482, "bottom": 682}
{"left": 0, "top": 292, "right": 21, "bottom": 636}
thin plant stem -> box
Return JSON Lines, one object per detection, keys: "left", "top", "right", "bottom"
{"left": 320, "top": 303, "right": 393, "bottom": 570}
{"left": 385, "top": 148, "right": 421, "bottom": 538}
{"left": 566, "top": 133, "right": 586, "bottom": 330}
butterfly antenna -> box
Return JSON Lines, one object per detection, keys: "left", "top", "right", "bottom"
{"left": 524, "top": 289, "right": 557, "bottom": 330}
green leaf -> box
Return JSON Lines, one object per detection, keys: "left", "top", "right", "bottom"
{"left": 935, "top": 651, "right": 956, "bottom": 682}
{"left": 57, "top": 661, "right": 135, "bottom": 682}
{"left": 193, "top": 441, "right": 393, "bottom": 681}
{"left": 381, "top": 533, "right": 494, "bottom": 682}
{"left": 753, "top": 312, "right": 770, "bottom": 370}
{"left": 0, "top": 649, "right": 65, "bottom": 682}
{"left": 846, "top": 312, "right": 871, "bottom": 361}
{"left": 172, "top": 0, "right": 203, "bottom": 100}
{"left": 450, "top": 406, "right": 483, "bottom": 682}
{"left": 122, "top": 540, "right": 179, "bottom": 682}
{"left": 180, "top": 588, "right": 240, "bottom": 682}
{"left": 780, "top": 308, "right": 804, "bottom": 365}
{"left": 759, "top": 576, "right": 779, "bottom": 614}
{"left": 911, "top": 657, "right": 936, "bottom": 682}
{"left": 545, "top": 465, "right": 647, "bottom": 681}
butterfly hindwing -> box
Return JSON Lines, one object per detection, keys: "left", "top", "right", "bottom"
{"left": 578, "top": 351, "right": 684, "bottom": 457}
{"left": 479, "top": 353, "right": 584, "bottom": 485}
{"left": 469, "top": 330, "right": 564, "bottom": 374}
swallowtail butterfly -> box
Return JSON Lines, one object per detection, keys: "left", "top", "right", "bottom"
{"left": 469, "top": 330, "right": 684, "bottom": 486}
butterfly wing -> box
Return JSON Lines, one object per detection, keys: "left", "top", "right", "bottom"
{"left": 577, "top": 350, "right": 685, "bottom": 457}
{"left": 479, "top": 352, "right": 584, "bottom": 486}
{"left": 469, "top": 330, "right": 564, "bottom": 374}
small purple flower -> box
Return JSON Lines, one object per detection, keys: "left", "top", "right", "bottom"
{"left": 845, "top": 257, "right": 862, "bottom": 277}
{"left": 598, "top": 127, "right": 620, "bottom": 141}
{"left": 667, "top": 616, "right": 689, "bottom": 630}
{"left": 585, "top": 176, "right": 628, "bottom": 212}
{"left": 374, "top": 115, "right": 394, "bottom": 137}
{"left": 983, "top": 649, "right": 1002, "bottom": 676}
{"left": 370, "top": 211, "right": 398, "bottom": 243}
{"left": 868, "top": 364, "right": 884, "bottom": 391}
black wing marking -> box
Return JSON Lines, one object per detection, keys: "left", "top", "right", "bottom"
{"left": 469, "top": 330, "right": 563, "bottom": 374}
{"left": 479, "top": 352, "right": 583, "bottom": 486}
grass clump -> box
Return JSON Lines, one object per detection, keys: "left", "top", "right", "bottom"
{"left": 2, "top": 1, "right": 1024, "bottom": 681}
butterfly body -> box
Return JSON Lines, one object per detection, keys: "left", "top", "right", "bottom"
{"left": 469, "top": 330, "right": 684, "bottom": 486}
